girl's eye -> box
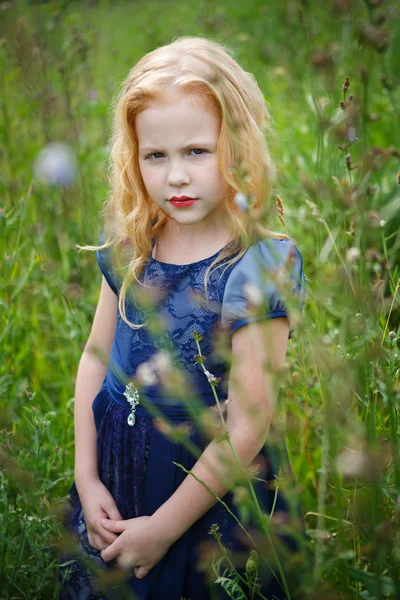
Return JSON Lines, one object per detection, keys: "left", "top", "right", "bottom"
{"left": 189, "top": 148, "right": 207, "bottom": 156}
{"left": 144, "top": 148, "right": 208, "bottom": 160}
{"left": 146, "top": 152, "right": 164, "bottom": 160}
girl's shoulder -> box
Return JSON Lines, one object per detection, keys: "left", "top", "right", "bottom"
{"left": 221, "top": 237, "right": 305, "bottom": 339}
{"left": 236, "top": 236, "right": 303, "bottom": 271}
{"left": 96, "top": 226, "right": 123, "bottom": 296}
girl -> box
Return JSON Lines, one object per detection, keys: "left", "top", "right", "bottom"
{"left": 57, "top": 36, "right": 306, "bottom": 600}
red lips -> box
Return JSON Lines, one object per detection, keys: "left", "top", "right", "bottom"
{"left": 169, "top": 196, "right": 197, "bottom": 202}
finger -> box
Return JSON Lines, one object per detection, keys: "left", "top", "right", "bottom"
{"left": 87, "top": 534, "right": 98, "bottom": 550}
{"left": 106, "top": 504, "right": 123, "bottom": 521}
{"left": 101, "top": 496, "right": 123, "bottom": 521}
{"left": 101, "top": 518, "right": 126, "bottom": 533}
{"left": 135, "top": 566, "right": 149, "bottom": 579}
{"left": 100, "top": 530, "right": 119, "bottom": 545}
{"left": 90, "top": 533, "right": 107, "bottom": 551}
{"left": 101, "top": 539, "right": 119, "bottom": 563}
{"left": 97, "top": 523, "right": 119, "bottom": 545}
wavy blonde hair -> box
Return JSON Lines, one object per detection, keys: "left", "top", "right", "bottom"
{"left": 82, "top": 36, "right": 289, "bottom": 329}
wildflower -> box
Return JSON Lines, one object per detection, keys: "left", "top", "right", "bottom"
{"left": 34, "top": 142, "right": 77, "bottom": 186}
{"left": 336, "top": 447, "right": 368, "bottom": 478}
{"left": 135, "top": 360, "right": 158, "bottom": 386}
{"left": 345, "top": 153, "right": 359, "bottom": 171}
{"left": 367, "top": 211, "right": 380, "bottom": 227}
{"left": 388, "top": 331, "right": 396, "bottom": 340}
{"left": 243, "top": 282, "right": 263, "bottom": 308}
{"left": 204, "top": 370, "right": 221, "bottom": 386}
{"left": 347, "top": 127, "right": 358, "bottom": 144}
{"left": 346, "top": 247, "right": 360, "bottom": 263}
{"left": 209, "top": 523, "right": 222, "bottom": 539}
{"left": 135, "top": 351, "right": 172, "bottom": 387}
{"left": 234, "top": 191, "right": 248, "bottom": 212}
{"left": 193, "top": 330, "right": 204, "bottom": 342}
{"left": 245, "top": 550, "right": 259, "bottom": 577}
{"left": 380, "top": 219, "right": 385, "bottom": 227}
{"left": 152, "top": 351, "right": 172, "bottom": 383}
{"left": 194, "top": 354, "right": 207, "bottom": 365}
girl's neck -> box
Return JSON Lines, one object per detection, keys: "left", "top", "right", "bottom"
{"left": 153, "top": 224, "right": 232, "bottom": 264}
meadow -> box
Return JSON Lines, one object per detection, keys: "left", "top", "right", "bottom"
{"left": 1, "top": 0, "right": 399, "bottom": 598}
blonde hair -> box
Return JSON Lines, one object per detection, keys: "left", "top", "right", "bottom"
{"left": 83, "top": 36, "right": 289, "bottom": 329}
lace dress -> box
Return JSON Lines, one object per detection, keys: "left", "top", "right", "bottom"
{"left": 57, "top": 230, "right": 306, "bottom": 600}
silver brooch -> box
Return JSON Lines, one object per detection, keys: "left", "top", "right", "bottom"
{"left": 123, "top": 382, "right": 140, "bottom": 426}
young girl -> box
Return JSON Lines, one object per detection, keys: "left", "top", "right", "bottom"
{"left": 57, "top": 36, "right": 306, "bottom": 600}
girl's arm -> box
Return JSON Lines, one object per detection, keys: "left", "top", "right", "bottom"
{"left": 150, "top": 316, "right": 290, "bottom": 545}
{"left": 74, "top": 276, "right": 117, "bottom": 488}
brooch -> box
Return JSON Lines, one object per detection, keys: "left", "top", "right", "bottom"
{"left": 123, "top": 382, "right": 140, "bottom": 426}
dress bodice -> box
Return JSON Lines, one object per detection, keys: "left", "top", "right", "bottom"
{"left": 95, "top": 229, "right": 306, "bottom": 404}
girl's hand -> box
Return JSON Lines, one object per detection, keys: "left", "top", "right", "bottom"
{"left": 100, "top": 516, "right": 172, "bottom": 579}
{"left": 76, "top": 477, "right": 123, "bottom": 551}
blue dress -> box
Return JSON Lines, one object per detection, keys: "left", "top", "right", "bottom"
{"left": 57, "top": 230, "right": 306, "bottom": 600}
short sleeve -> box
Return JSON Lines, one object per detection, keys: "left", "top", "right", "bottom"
{"left": 95, "top": 227, "right": 120, "bottom": 296}
{"left": 221, "top": 238, "right": 305, "bottom": 339}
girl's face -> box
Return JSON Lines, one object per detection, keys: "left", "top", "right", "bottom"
{"left": 135, "top": 89, "right": 231, "bottom": 233}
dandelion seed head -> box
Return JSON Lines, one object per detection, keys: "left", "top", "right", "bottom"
{"left": 34, "top": 142, "right": 77, "bottom": 187}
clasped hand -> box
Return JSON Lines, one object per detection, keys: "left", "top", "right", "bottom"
{"left": 100, "top": 516, "right": 172, "bottom": 579}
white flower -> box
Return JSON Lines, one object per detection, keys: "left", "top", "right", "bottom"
{"left": 346, "top": 247, "right": 360, "bottom": 263}
{"left": 135, "top": 360, "right": 158, "bottom": 386}
{"left": 234, "top": 191, "right": 248, "bottom": 212}
{"left": 243, "top": 282, "right": 264, "bottom": 307}
{"left": 135, "top": 351, "right": 172, "bottom": 387}
{"left": 336, "top": 448, "right": 368, "bottom": 477}
{"left": 34, "top": 142, "right": 77, "bottom": 186}
{"left": 152, "top": 351, "right": 172, "bottom": 379}
{"left": 204, "top": 369, "right": 217, "bottom": 383}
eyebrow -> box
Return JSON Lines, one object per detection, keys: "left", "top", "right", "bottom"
{"left": 140, "top": 142, "right": 214, "bottom": 153}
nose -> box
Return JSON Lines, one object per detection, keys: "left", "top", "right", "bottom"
{"left": 167, "top": 159, "right": 190, "bottom": 188}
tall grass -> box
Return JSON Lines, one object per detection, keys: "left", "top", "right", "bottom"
{"left": 0, "top": 0, "right": 399, "bottom": 597}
